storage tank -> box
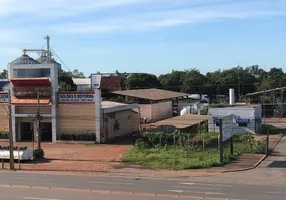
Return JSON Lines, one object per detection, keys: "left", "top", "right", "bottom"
{"left": 229, "top": 88, "right": 235, "bottom": 105}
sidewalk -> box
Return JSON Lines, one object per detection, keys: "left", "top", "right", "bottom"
{"left": 221, "top": 134, "right": 283, "bottom": 172}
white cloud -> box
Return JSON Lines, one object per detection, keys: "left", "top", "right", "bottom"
{"left": 49, "top": 1, "right": 286, "bottom": 35}
{"left": 0, "top": 0, "right": 152, "bottom": 18}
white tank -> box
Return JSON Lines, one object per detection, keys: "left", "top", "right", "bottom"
{"left": 0, "top": 147, "right": 33, "bottom": 160}
{"left": 229, "top": 88, "right": 235, "bottom": 105}
{"left": 180, "top": 106, "right": 191, "bottom": 115}
{"left": 188, "top": 94, "right": 201, "bottom": 100}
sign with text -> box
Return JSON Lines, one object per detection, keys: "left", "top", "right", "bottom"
{"left": 0, "top": 93, "right": 8, "bottom": 103}
{"left": 58, "top": 92, "right": 95, "bottom": 103}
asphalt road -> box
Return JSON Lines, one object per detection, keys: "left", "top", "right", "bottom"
{"left": 0, "top": 171, "right": 285, "bottom": 200}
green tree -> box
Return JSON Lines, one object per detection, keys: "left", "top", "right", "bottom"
{"left": 72, "top": 69, "right": 85, "bottom": 78}
{"left": 180, "top": 69, "right": 207, "bottom": 94}
{"left": 126, "top": 73, "right": 161, "bottom": 89}
{"left": 0, "top": 69, "right": 7, "bottom": 79}
{"left": 58, "top": 71, "right": 77, "bottom": 91}
{"left": 158, "top": 70, "right": 186, "bottom": 92}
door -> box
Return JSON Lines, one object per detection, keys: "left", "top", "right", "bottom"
{"left": 20, "top": 122, "right": 34, "bottom": 142}
{"left": 40, "top": 122, "right": 52, "bottom": 142}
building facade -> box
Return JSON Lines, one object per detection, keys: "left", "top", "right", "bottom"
{"left": 208, "top": 105, "right": 262, "bottom": 134}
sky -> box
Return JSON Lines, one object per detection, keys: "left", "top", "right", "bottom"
{"left": 0, "top": 0, "right": 285, "bottom": 76}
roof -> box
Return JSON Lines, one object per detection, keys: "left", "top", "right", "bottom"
{"left": 101, "top": 101, "right": 127, "bottom": 108}
{"left": 72, "top": 78, "right": 91, "bottom": 85}
{"left": 11, "top": 97, "right": 51, "bottom": 105}
{"left": 152, "top": 114, "right": 213, "bottom": 129}
{"left": 246, "top": 86, "right": 286, "bottom": 96}
{"left": 9, "top": 55, "right": 40, "bottom": 65}
{"left": 0, "top": 80, "right": 9, "bottom": 88}
{"left": 101, "top": 101, "right": 139, "bottom": 114}
{"left": 112, "top": 88, "right": 189, "bottom": 101}
{"left": 10, "top": 78, "right": 51, "bottom": 87}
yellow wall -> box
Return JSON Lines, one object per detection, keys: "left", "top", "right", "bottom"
{"left": 57, "top": 104, "right": 95, "bottom": 134}
{"left": 104, "top": 109, "right": 140, "bottom": 140}
{"left": 0, "top": 104, "right": 8, "bottom": 131}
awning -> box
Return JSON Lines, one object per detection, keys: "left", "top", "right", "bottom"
{"left": 11, "top": 97, "right": 51, "bottom": 105}
{"left": 10, "top": 78, "right": 51, "bottom": 87}
{"left": 152, "top": 114, "right": 213, "bottom": 129}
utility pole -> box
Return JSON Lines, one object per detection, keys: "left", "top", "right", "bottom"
{"left": 36, "top": 90, "right": 41, "bottom": 150}
{"left": 8, "top": 90, "right": 14, "bottom": 170}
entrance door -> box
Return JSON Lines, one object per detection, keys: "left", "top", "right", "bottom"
{"left": 40, "top": 122, "right": 52, "bottom": 142}
{"left": 20, "top": 122, "right": 34, "bottom": 142}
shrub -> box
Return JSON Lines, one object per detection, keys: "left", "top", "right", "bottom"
{"left": 34, "top": 148, "right": 45, "bottom": 159}
{"left": 57, "top": 133, "right": 96, "bottom": 141}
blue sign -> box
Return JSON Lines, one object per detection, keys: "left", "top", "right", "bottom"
{"left": 236, "top": 118, "right": 249, "bottom": 124}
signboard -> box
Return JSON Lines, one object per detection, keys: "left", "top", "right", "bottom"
{"left": 0, "top": 93, "right": 8, "bottom": 103}
{"left": 222, "top": 115, "right": 234, "bottom": 141}
{"left": 58, "top": 93, "right": 95, "bottom": 103}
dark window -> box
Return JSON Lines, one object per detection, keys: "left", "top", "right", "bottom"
{"left": 14, "top": 68, "right": 51, "bottom": 78}
{"left": 114, "top": 119, "right": 120, "bottom": 131}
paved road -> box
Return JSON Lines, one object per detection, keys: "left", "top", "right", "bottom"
{"left": 0, "top": 171, "right": 285, "bottom": 200}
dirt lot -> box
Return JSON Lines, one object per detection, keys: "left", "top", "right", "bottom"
{"left": 0, "top": 141, "right": 132, "bottom": 172}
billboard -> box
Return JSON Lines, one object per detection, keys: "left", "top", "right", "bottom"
{"left": 58, "top": 92, "right": 95, "bottom": 103}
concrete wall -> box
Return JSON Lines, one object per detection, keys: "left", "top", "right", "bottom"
{"left": 57, "top": 104, "right": 96, "bottom": 134}
{"left": 208, "top": 106, "right": 262, "bottom": 134}
{"left": 103, "top": 109, "right": 139, "bottom": 141}
{"left": 151, "top": 101, "right": 173, "bottom": 122}
{"left": 139, "top": 101, "right": 172, "bottom": 123}
{"left": 0, "top": 104, "right": 8, "bottom": 131}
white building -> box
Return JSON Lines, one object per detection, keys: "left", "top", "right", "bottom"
{"left": 208, "top": 105, "right": 262, "bottom": 134}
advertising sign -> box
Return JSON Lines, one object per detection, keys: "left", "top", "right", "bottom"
{"left": 58, "top": 92, "right": 95, "bottom": 103}
{"left": 0, "top": 93, "right": 8, "bottom": 103}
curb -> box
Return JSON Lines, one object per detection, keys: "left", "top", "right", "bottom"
{"left": 222, "top": 134, "right": 285, "bottom": 173}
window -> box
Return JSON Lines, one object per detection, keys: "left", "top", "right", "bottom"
{"left": 114, "top": 119, "right": 120, "bottom": 131}
{"left": 14, "top": 68, "right": 51, "bottom": 78}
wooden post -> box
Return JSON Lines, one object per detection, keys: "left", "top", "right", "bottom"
{"left": 219, "top": 119, "right": 223, "bottom": 164}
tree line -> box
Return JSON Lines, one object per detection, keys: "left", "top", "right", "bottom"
{"left": 117, "top": 65, "right": 286, "bottom": 101}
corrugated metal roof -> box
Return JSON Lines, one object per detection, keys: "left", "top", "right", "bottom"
{"left": 10, "top": 55, "right": 40, "bottom": 65}
{"left": 112, "top": 88, "right": 189, "bottom": 101}
{"left": 152, "top": 114, "right": 213, "bottom": 129}
{"left": 101, "top": 101, "right": 127, "bottom": 108}
{"left": 10, "top": 78, "right": 51, "bottom": 87}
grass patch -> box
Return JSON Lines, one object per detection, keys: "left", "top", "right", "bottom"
{"left": 122, "top": 133, "right": 267, "bottom": 170}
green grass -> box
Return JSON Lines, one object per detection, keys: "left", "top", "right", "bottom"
{"left": 122, "top": 135, "right": 266, "bottom": 170}
{"left": 122, "top": 147, "right": 223, "bottom": 170}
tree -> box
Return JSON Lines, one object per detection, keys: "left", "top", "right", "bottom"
{"left": 58, "top": 71, "right": 77, "bottom": 91}
{"left": 158, "top": 70, "right": 186, "bottom": 92}
{"left": 126, "top": 73, "right": 161, "bottom": 89}
{"left": 0, "top": 69, "right": 7, "bottom": 79}
{"left": 72, "top": 69, "right": 85, "bottom": 78}
{"left": 180, "top": 69, "right": 207, "bottom": 94}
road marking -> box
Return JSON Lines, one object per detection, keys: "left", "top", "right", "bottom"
{"left": 172, "top": 186, "right": 222, "bottom": 190}
{"left": 89, "top": 181, "right": 132, "bottom": 185}
{"left": 15, "top": 177, "right": 52, "bottom": 181}
{"left": 266, "top": 191, "right": 286, "bottom": 195}
{"left": 23, "top": 197, "right": 62, "bottom": 200}
{"left": 179, "top": 182, "right": 233, "bottom": 187}
{"left": 166, "top": 190, "right": 225, "bottom": 195}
